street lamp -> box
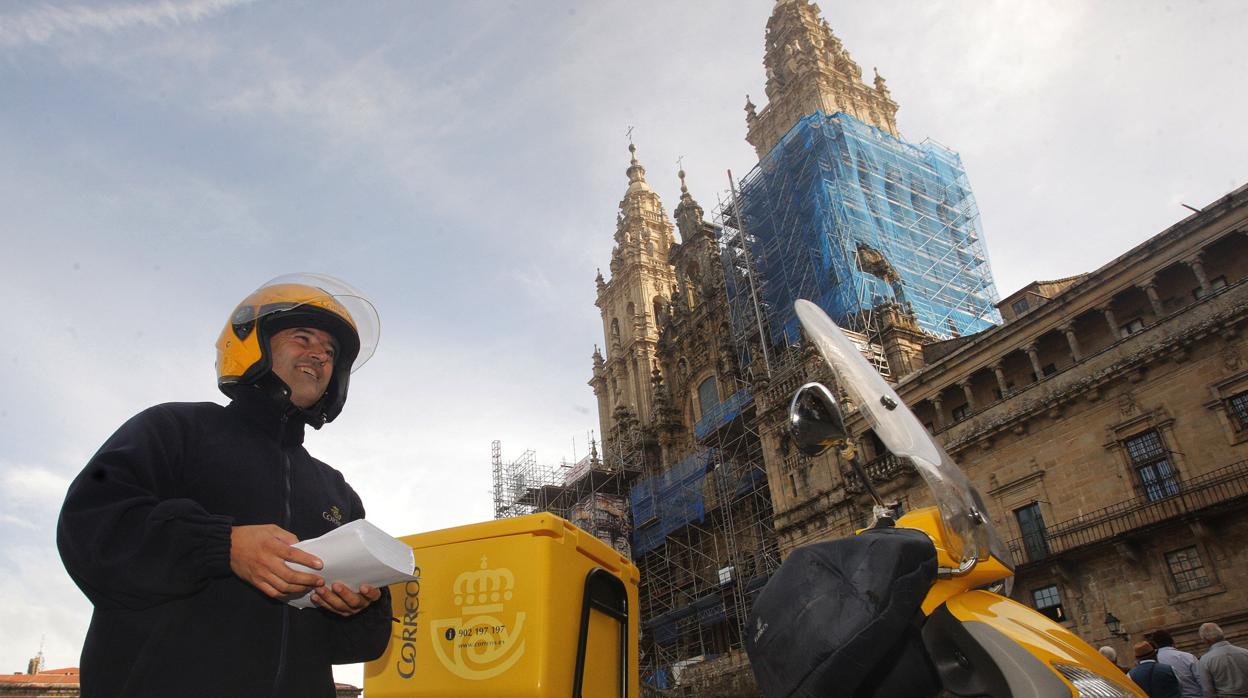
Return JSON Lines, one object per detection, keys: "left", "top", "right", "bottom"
{"left": 1105, "top": 612, "right": 1127, "bottom": 639}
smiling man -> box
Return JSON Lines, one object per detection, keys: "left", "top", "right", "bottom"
{"left": 57, "top": 273, "right": 391, "bottom": 697}
{"left": 270, "top": 326, "right": 337, "bottom": 410}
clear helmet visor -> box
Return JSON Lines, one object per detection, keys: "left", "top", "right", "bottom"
{"left": 239, "top": 272, "right": 380, "bottom": 374}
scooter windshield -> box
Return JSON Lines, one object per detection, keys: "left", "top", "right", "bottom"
{"left": 795, "top": 300, "right": 1011, "bottom": 570}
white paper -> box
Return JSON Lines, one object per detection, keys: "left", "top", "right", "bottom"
{"left": 284, "top": 519, "right": 417, "bottom": 609}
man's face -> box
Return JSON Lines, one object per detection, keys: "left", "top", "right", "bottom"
{"left": 269, "top": 327, "right": 337, "bottom": 409}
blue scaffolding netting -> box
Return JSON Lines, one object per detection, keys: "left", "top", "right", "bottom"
{"left": 722, "top": 110, "right": 1001, "bottom": 349}
{"left": 693, "top": 387, "right": 753, "bottom": 440}
{"left": 630, "top": 448, "right": 711, "bottom": 556}
{"left": 630, "top": 447, "right": 768, "bottom": 558}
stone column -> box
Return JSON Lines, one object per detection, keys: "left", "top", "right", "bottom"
{"left": 959, "top": 381, "right": 976, "bottom": 410}
{"left": 992, "top": 363, "right": 1009, "bottom": 397}
{"left": 1026, "top": 343, "right": 1044, "bottom": 381}
{"left": 1188, "top": 257, "right": 1213, "bottom": 296}
{"left": 1102, "top": 308, "right": 1121, "bottom": 339}
{"left": 1143, "top": 283, "right": 1164, "bottom": 318}
{"left": 1062, "top": 325, "right": 1083, "bottom": 363}
{"left": 931, "top": 395, "right": 945, "bottom": 430}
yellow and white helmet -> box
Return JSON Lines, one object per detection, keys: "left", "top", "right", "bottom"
{"left": 215, "top": 273, "right": 379, "bottom": 426}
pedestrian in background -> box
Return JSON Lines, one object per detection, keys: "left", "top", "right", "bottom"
{"left": 1198, "top": 622, "right": 1248, "bottom": 698}
{"left": 1129, "top": 641, "right": 1182, "bottom": 698}
{"left": 1102, "top": 646, "right": 1130, "bottom": 673}
{"left": 1149, "top": 629, "right": 1203, "bottom": 698}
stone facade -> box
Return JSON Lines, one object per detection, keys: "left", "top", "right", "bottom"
{"left": 745, "top": 0, "right": 899, "bottom": 158}
{"left": 590, "top": 144, "right": 680, "bottom": 463}
{"left": 588, "top": 1, "right": 1248, "bottom": 693}
{"left": 591, "top": 147, "right": 776, "bottom": 698}
{"left": 0, "top": 659, "right": 363, "bottom": 697}
{"left": 761, "top": 185, "right": 1248, "bottom": 659}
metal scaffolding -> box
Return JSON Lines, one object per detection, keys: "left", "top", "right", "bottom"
{"left": 491, "top": 439, "right": 639, "bottom": 560}
{"left": 727, "top": 110, "right": 1000, "bottom": 350}
{"left": 500, "top": 108, "right": 1001, "bottom": 695}
{"left": 631, "top": 400, "right": 780, "bottom": 693}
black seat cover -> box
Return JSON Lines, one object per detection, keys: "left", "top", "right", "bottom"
{"left": 746, "top": 526, "right": 938, "bottom": 697}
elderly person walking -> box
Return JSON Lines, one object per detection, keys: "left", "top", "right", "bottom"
{"left": 1102, "top": 646, "right": 1130, "bottom": 673}
{"left": 1198, "top": 622, "right": 1248, "bottom": 698}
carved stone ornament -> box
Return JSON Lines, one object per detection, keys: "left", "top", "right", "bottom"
{"left": 1119, "top": 391, "right": 1139, "bottom": 416}
{"left": 1224, "top": 345, "right": 1243, "bottom": 372}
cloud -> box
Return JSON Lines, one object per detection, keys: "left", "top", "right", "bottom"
{"left": 0, "top": 544, "right": 92, "bottom": 672}
{"left": 0, "top": 466, "right": 70, "bottom": 508}
{"left": 0, "top": 0, "right": 254, "bottom": 47}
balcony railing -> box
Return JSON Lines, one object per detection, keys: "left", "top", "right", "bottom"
{"left": 1007, "top": 460, "right": 1248, "bottom": 567}
{"left": 843, "top": 453, "right": 917, "bottom": 494}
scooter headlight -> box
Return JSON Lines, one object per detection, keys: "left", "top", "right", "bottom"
{"left": 1052, "top": 663, "right": 1133, "bottom": 697}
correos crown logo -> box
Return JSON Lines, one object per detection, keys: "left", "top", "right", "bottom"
{"left": 431, "top": 555, "right": 526, "bottom": 680}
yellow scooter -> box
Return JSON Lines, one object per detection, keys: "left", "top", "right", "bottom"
{"left": 744, "top": 300, "right": 1142, "bottom": 697}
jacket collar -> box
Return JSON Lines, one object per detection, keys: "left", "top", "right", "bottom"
{"left": 227, "top": 386, "right": 307, "bottom": 447}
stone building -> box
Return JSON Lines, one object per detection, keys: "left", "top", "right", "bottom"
{"left": 0, "top": 658, "right": 78, "bottom": 698}
{"left": 589, "top": 143, "right": 777, "bottom": 695}
{"left": 0, "top": 655, "right": 364, "bottom": 698}
{"left": 760, "top": 184, "right": 1248, "bottom": 666}
{"left": 579, "top": 1, "right": 1248, "bottom": 694}
{"left": 745, "top": 0, "right": 899, "bottom": 157}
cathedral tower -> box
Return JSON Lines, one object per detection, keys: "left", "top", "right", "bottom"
{"left": 745, "top": 0, "right": 899, "bottom": 158}
{"left": 733, "top": 0, "right": 999, "bottom": 345}
{"left": 589, "top": 144, "right": 679, "bottom": 458}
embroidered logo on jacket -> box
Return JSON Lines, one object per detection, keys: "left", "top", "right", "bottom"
{"left": 322, "top": 505, "right": 344, "bottom": 526}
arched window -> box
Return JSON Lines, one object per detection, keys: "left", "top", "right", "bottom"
{"left": 697, "top": 376, "right": 720, "bottom": 419}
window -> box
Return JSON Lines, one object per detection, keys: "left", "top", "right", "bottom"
{"left": 1166, "top": 546, "right": 1211, "bottom": 593}
{"left": 1032, "top": 585, "right": 1065, "bottom": 622}
{"left": 697, "top": 377, "right": 720, "bottom": 419}
{"left": 1042, "top": 363, "right": 1057, "bottom": 377}
{"left": 1011, "top": 298, "right": 1030, "bottom": 315}
{"left": 1228, "top": 391, "right": 1248, "bottom": 432}
{"left": 1124, "top": 430, "right": 1180, "bottom": 501}
{"left": 1015, "top": 503, "right": 1050, "bottom": 562}
{"left": 951, "top": 404, "right": 970, "bottom": 422}
{"left": 865, "top": 430, "right": 887, "bottom": 461}
{"left": 1121, "top": 318, "right": 1145, "bottom": 335}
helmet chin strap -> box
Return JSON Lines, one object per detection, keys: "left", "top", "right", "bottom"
{"left": 252, "top": 373, "right": 329, "bottom": 428}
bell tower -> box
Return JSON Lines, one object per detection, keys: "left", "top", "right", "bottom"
{"left": 589, "top": 144, "right": 679, "bottom": 457}
{"left": 745, "top": 0, "right": 900, "bottom": 157}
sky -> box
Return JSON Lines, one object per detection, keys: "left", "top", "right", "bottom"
{"left": 1, "top": 0, "right": 1245, "bottom": 687}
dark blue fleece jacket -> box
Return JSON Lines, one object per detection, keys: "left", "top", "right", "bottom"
{"left": 58, "top": 391, "right": 391, "bottom": 697}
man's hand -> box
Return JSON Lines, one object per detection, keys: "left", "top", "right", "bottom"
{"left": 229, "top": 524, "right": 324, "bottom": 599}
{"left": 311, "top": 582, "right": 381, "bottom": 617}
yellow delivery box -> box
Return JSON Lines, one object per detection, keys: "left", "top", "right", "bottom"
{"left": 365, "top": 513, "right": 640, "bottom": 697}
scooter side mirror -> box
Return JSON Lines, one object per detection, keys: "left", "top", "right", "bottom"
{"left": 788, "top": 382, "right": 850, "bottom": 457}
